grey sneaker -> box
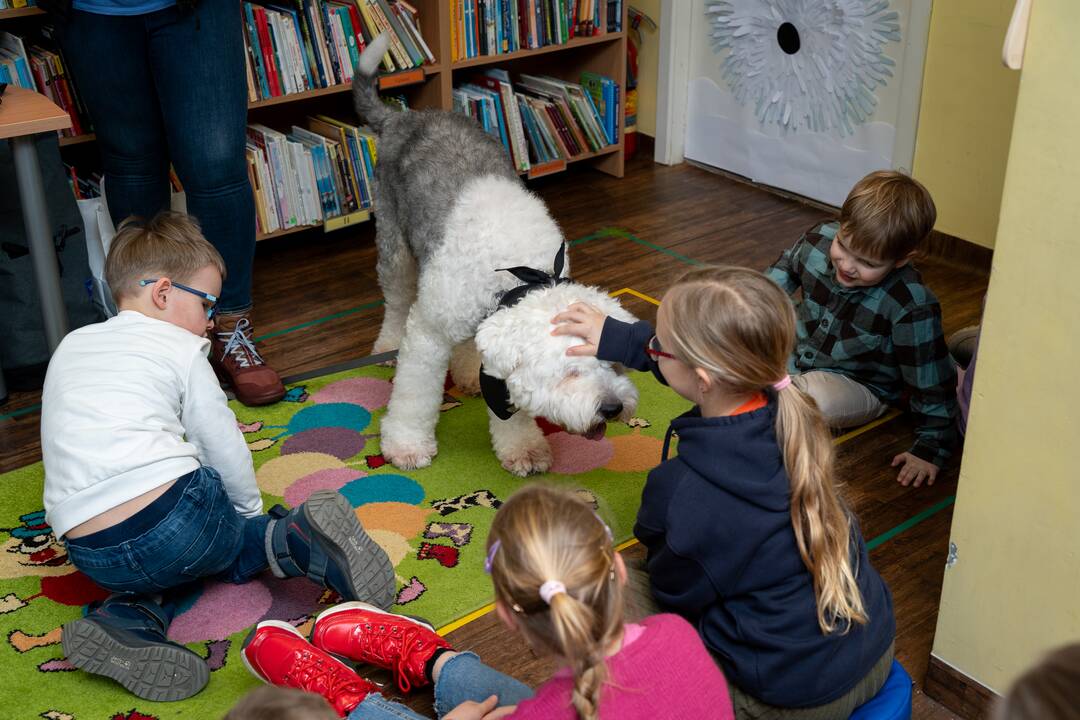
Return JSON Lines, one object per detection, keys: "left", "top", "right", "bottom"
{"left": 266, "top": 490, "right": 396, "bottom": 609}
{"left": 62, "top": 614, "right": 209, "bottom": 702}
{"left": 947, "top": 325, "right": 981, "bottom": 369}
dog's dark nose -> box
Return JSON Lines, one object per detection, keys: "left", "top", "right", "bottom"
{"left": 599, "top": 401, "right": 623, "bottom": 420}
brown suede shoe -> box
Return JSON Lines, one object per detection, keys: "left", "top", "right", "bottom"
{"left": 210, "top": 316, "right": 285, "bottom": 406}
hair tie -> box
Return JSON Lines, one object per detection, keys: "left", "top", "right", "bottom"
{"left": 539, "top": 580, "right": 566, "bottom": 605}
{"left": 772, "top": 375, "right": 793, "bottom": 391}
{"left": 483, "top": 539, "right": 501, "bottom": 574}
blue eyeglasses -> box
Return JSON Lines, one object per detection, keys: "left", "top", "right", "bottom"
{"left": 139, "top": 278, "right": 218, "bottom": 319}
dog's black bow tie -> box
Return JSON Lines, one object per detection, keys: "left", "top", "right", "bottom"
{"left": 493, "top": 242, "right": 570, "bottom": 309}
{"left": 481, "top": 243, "right": 569, "bottom": 420}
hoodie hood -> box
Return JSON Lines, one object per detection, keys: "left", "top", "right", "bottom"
{"left": 664, "top": 398, "right": 790, "bottom": 514}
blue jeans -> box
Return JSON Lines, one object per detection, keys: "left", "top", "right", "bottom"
{"left": 348, "top": 653, "right": 534, "bottom": 720}
{"left": 54, "top": 0, "right": 256, "bottom": 312}
{"left": 65, "top": 466, "right": 270, "bottom": 628}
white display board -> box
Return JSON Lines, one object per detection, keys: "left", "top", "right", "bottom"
{"left": 684, "top": 0, "right": 930, "bottom": 207}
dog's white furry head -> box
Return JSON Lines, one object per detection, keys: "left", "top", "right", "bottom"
{"left": 475, "top": 283, "right": 639, "bottom": 435}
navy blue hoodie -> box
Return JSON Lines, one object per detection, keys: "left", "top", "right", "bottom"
{"left": 598, "top": 318, "right": 895, "bottom": 708}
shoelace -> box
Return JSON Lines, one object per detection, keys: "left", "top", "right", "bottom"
{"left": 218, "top": 318, "right": 266, "bottom": 369}
{"left": 288, "top": 649, "right": 370, "bottom": 707}
{"left": 358, "top": 622, "right": 426, "bottom": 694}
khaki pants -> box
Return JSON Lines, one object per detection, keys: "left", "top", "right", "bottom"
{"left": 725, "top": 643, "right": 894, "bottom": 720}
{"left": 791, "top": 371, "right": 887, "bottom": 429}
{"left": 623, "top": 559, "right": 895, "bottom": 720}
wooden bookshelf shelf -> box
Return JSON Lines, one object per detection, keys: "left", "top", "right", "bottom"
{"left": 0, "top": 7, "right": 45, "bottom": 20}
{"left": 256, "top": 222, "right": 321, "bottom": 243}
{"left": 519, "top": 143, "right": 619, "bottom": 178}
{"left": 248, "top": 65, "right": 441, "bottom": 110}
{"left": 451, "top": 32, "right": 624, "bottom": 71}
{"left": 58, "top": 133, "right": 96, "bottom": 147}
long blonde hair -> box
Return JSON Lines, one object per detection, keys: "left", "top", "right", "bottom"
{"left": 486, "top": 484, "right": 623, "bottom": 720}
{"left": 661, "top": 265, "right": 868, "bottom": 634}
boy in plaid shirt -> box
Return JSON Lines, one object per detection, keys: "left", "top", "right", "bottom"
{"left": 766, "top": 171, "right": 957, "bottom": 487}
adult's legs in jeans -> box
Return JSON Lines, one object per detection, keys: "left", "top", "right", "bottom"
{"left": 54, "top": 11, "right": 171, "bottom": 227}
{"left": 792, "top": 371, "right": 887, "bottom": 429}
{"left": 145, "top": 0, "right": 254, "bottom": 313}
{"left": 141, "top": 0, "right": 285, "bottom": 405}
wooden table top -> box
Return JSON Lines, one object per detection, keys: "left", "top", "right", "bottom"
{"left": 0, "top": 86, "right": 71, "bottom": 140}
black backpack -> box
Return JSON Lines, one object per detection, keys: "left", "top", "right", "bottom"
{"left": 0, "top": 132, "right": 102, "bottom": 386}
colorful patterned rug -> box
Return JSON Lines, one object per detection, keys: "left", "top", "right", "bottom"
{"left": 0, "top": 363, "right": 687, "bottom": 719}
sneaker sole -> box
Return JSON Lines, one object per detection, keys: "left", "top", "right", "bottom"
{"left": 62, "top": 617, "right": 209, "bottom": 702}
{"left": 233, "top": 387, "right": 287, "bottom": 406}
{"left": 241, "top": 620, "right": 296, "bottom": 683}
{"left": 304, "top": 490, "right": 396, "bottom": 609}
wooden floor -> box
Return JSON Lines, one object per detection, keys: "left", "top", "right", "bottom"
{"left": 0, "top": 152, "right": 988, "bottom": 718}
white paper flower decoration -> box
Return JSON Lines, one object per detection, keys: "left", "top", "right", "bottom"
{"left": 706, "top": 0, "right": 901, "bottom": 135}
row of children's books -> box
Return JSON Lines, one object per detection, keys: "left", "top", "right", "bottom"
{"left": 0, "top": 30, "right": 88, "bottom": 137}
{"left": 0, "top": 0, "right": 36, "bottom": 9}
{"left": 447, "top": 0, "right": 617, "bottom": 60}
{"left": 246, "top": 113, "right": 385, "bottom": 234}
{"left": 450, "top": 0, "right": 619, "bottom": 61}
{"left": 241, "top": 0, "right": 433, "bottom": 103}
{"left": 453, "top": 70, "right": 617, "bottom": 172}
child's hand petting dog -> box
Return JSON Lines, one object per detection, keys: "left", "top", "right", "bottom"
{"left": 551, "top": 302, "right": 607, "bottom": 357}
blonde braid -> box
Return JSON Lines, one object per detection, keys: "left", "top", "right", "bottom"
{"left": 487, "top": 484, "right": 625, "bottom": 719}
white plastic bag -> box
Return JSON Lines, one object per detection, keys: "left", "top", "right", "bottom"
{"left": 76, "top": 194, "right": 117, "bottom": 318}
{"left": 76, "top": 180, "right": 189, "bottom": 319}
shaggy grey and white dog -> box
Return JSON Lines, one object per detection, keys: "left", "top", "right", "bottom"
{"left": 351, "top": 35, "right": 638, "bottom": 475}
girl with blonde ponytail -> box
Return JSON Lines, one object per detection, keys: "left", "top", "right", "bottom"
{"left": 553, "top": 265, "right": 896, "bottom": 719}
{"left": 233, "top": 484, "right": 732, "bottom": 720}
{"left": 483, "top": 483, "right": 733, "bottom": 720}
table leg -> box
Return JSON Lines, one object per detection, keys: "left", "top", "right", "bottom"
{"left": 11, "top": 134, "right": 70, "bottom": 352}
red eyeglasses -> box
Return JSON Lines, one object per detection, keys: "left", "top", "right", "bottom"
{"left": 645, "top": 335, "right": 677, "bottom": 361}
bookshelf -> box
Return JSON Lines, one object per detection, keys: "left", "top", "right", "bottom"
{"left": 0, "top": 7, "right": 45, "bottom": 20}
{"left": 2, "top": 0, "right": 628, "bottom": 241}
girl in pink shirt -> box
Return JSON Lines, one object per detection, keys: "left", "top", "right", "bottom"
{"left": 237, "top": 484, "right": 734, "bottom": 720}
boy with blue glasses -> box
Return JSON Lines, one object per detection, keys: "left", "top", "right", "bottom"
{"left": 40, "top": 212, "right": 394, "bottom": 702}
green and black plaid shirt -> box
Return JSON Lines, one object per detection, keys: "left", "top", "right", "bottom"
{"left": 765, "top": 222, "right": 958, "bottom": 467}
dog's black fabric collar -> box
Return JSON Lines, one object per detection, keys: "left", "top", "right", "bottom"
{"left": 480, "top": 243, "right": 569, "bottom": 420}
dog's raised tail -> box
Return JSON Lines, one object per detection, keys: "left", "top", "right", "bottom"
{"left": 351, "top": 33, "right": 393, "bottom": 132}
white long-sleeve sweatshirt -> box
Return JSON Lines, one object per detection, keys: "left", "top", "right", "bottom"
{"left": 41, "top": 311, "right": 263, "bottom": 539}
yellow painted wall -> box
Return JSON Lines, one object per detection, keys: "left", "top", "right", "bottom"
{"left": 631, "top": 0, "right": 661, "bottom": 137}
{"left": 931, "top": 0, "right": 1080, "bottom": 695}
{"left": 911, "top": 1, "right": 1020, "bottom": 249}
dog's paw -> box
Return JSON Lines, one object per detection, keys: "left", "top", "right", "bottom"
{"left": 498, "top": 441, "right": 553, "bottom": 477}
{"left": 371, "top": 340, "right": 400, "bottom": 366}
{"left": 381, "top": 436, "right": 438, "bottom": 470}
